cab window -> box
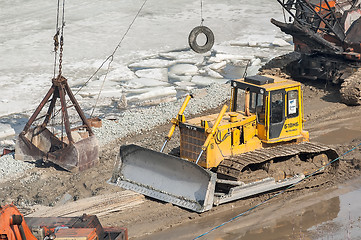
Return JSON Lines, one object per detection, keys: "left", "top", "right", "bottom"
{"left": 256, "top": 94, "right": 266, "bottom": 125}
{"left": 287, "top": 90, "right": 299, "bottom": 118}
{"left": 270, "top": 91, "right": 284, "bottom": 124}
{"left": 235, "top": 88, "right": 264, "bottom": 119}
{"left": 236, "top": 88, "right": 245, "bottom": 111}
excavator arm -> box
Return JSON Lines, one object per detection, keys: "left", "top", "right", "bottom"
{"left": 0, "top": 204, "right": 37, "bottom": 240}
{"left": 0, "top": 204, "right": 128, "bottom": 240}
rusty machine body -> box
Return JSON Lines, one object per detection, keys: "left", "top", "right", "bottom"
{"left": 0, "top": 204, "right": 127, "bottom": 240}
{"left": 111, "top": 75, "right": 338, "bottom": 212}
{"left": 270, "top": 0, "right": 361, "bottom": 104}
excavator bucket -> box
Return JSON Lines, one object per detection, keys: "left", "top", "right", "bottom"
{"left": 110, "top": 144, "right": 216, "bottom": 213}
{"left": 15, "top": 127, "right": 99, "bottom": 172}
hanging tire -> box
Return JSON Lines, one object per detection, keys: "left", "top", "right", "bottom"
{"left": 188, "top": 26, "right": 214, "bottom": 54}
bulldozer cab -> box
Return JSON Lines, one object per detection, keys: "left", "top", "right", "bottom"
{"left": 230, "top": 75, "right": 308, "bottom": 143}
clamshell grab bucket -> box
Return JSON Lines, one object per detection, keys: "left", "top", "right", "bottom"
{"left": 110, "top": 144, "right": 216, "bottom": 213}
{"left": 15, "top": 75, "right": 99, "bottom": 172}
{"left": 15, "top": 127, "right": 99, "bottom": 172}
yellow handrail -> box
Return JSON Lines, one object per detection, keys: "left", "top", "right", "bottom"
{"left": 160, "top": 94, "right": 193, "bottom": 152}
{"left": 196, "top": 104, "right": 228, "bottom": 164}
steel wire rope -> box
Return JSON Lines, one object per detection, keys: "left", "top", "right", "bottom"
{"left": 48, "top": 0, "right": 148, "bottom": 121}
{"left": 200, "top": 0, "right": 204, "bottom": 25}
{"left": 87, "top": 0, "right": 148, "bottom": 117}
{"left": 192, "top": 141, "right": 361, "bottom": 239}
{"left": 51, "top": 0, "right": 61, "bottom": 134}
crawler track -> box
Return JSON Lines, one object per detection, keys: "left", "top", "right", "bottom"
{"left": 217, "top": 142, "right": 339, "bottom": 182}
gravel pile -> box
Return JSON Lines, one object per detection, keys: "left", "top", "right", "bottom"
{"left": 0, "top": 153, "right": 34, "bottom": 182}
{"left": 93, "top": 82, "right": 230, "bottom": 145}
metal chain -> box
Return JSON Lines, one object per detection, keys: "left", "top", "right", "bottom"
{"left": 59, "top": 35, "right": 63, "bottom": 77}
{"left": 53, "top": 0, "right": 60, "bottom": 78}
{"left": 58, "top": 0, "right": 65, "bottom": 78}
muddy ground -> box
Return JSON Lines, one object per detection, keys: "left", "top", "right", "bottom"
{"left": 1, "top": 79, "right": 361, "bottom": 239}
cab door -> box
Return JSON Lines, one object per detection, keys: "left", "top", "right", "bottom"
{"left": 269, "top": 90, "right": 285, "bottom": 139}
{"left": 283, "top": 87, "right": 302, "bottom": 138}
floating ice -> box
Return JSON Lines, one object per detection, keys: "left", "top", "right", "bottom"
{"left": 251, "top": 58, "right": 262, "bottom": 66}
{"left": 0, "top": 139, "right": 15, "bottom": 147}
{"left": 125, "top": 87, "right": 162, "bottom": 94}
{"left": 79, "top": 89, "right": 123, "bottom": 99}
{"left": 0, "top": 124, "right": 15, "bottom": 139}
{"left": 174, "top": 81, "right": 196, "bottom": 91}
{"left": 169, "top": 64, "right": 199, "bottom": 76}
{"left": 127, "top": 86, "right": 177, "bottom": 102}
{"left": 135, "top": 68, "right": 168, "bottom": 82}
{"left": 168, "top": 73, "right": 192, "bottom": 82}
{"left": 272, "top": 38, "right": 291, "bottom": 47}
{"left": 84, "top": 78, "right": 120, "bottom": 89}
{"left": 124, "top": 78, "right": 169, "bottom": 88}
{"left": 106, "top": 65, "right": 137, "bottom": 81}
{"left": 209, "top": 54, "right": 252, "bottom": 63}
{"left": 208, "top": 61, "right": 227, "bottom": 71}
{"left": 128, "top": 59, "right": 175, "bottom": 69}
{"left": 203, "top": 67, "right": 224, "bottom": 79}
{"left": 246, "top": 65, "right": 261, "bottom": 76}
{"left": 160, "top": 51, "right": 206, "bottom": 65}
{"left": 228, "top": 39, "right": 249, "bottom": 47}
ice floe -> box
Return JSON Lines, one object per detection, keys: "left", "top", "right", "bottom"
{"left": 127, "top": 86, "right": 177, "bottom": 102}
{"left": 174, "top": 81, "right": 196, "bottom": 91}
{"left": 168, "top": 73, "right": 193, "bottom": 82}
{"left": 272, "top": 38, "right": 291, "bottom": 47}
{"left": 124, "top": 78, "right": 169, "bottom": 88}
{"left": 128, "top": 59, "right": 175, "bottom": 69}
{"left": 135, "top": 68, "right": 168, "bottom": 82}
{"left": 0, "top": 124, "right": 15, "bottom": 139}
{"left": 169, "top": 64, "right": 199, "bottom": 76}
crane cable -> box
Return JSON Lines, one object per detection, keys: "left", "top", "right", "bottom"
{"left": 200, "top": 0, "right": 204, "bottom": 25}
{"left": 192, "top": 141, "right": 361, "bottom": 239}
{"left": 84, "top": 0, "right": 149, "bottom": 118}
{"left": 48, "top": 0, "right": 148, "bottom": 121}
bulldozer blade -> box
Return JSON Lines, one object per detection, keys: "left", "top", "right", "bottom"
{"left": 110, "top": 144, "right": 216, "bottom": 213}
{"left": 15, "top": 127, "right": 99, "bottom": 172}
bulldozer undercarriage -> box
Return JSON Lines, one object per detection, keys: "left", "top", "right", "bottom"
{"left": 111, "top": 142, "right": 338, "bottom": 212}
{"left": 213, "top": 142, "right": 338, "bottom": 205}
{"left": 217, "top": 142, "right": 338, "bottom": 182}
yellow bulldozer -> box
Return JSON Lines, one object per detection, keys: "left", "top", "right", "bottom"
{"left": 110, "top": 75, "right": 338, "bottom": 212}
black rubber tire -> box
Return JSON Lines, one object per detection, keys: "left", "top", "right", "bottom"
{"left": 188, "top": 26, "right": 214, "bottom": 54}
